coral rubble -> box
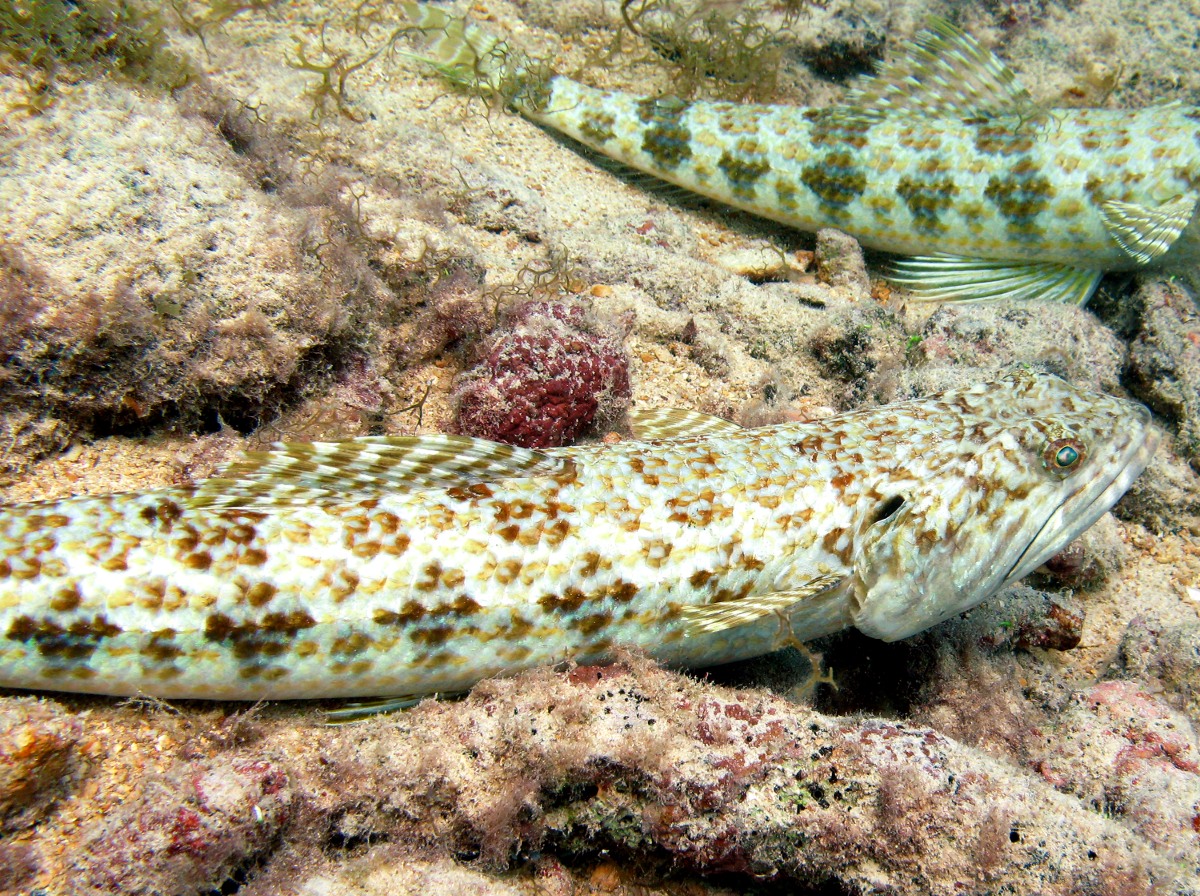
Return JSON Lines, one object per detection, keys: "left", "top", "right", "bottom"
{"left": 5, "top": 660, "right": 1196, "bottom": 895}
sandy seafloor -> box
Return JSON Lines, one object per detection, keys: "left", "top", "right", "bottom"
{"left": 5, "top": 0, "right": 1200, "bottom": 893}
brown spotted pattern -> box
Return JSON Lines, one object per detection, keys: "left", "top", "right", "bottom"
{"left": 636, "top": 96, "right": 693, "bottom": 171}
{"left": 0, "top": 373, "right": 1155, "bottom": 700}
{"left": 398, "top": 3, "right": 1200, "bottom": 273}
{"left": 524, "top": 77, "right": 1200, "bottom": 268}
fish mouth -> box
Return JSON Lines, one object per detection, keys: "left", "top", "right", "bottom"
{"left": 1000, "top": 412, "right": 1160, "bottom": 588}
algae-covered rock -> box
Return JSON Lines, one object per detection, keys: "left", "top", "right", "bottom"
{"left": 0, "top": 698, "right": 82, "bottom": 832}
{"left": 0, "top": 80, "right": 374, "bottom": 462}
{"left": 73, "top": 754, "right": 291, "bottom": 896}
{"left": 1128, "top": 280, "right": 1200, "bottom": 471}
{"left": 1032, "top": 680, "right": 1200, "bottom": 872}
{"left": 1113, "top": 618, "right": 1200, "bottom": 727}
{"left": 259, "top": 661, "right": 1185, "bottom": 895}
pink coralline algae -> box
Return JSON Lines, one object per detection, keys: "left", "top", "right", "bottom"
{"left": 453, "top": 300, "right": 631, "bottom": 448}
{"left": 73, "top": 755, "right": 291, "bottom": 896}
{"left": 1032, "top": 680, "right": 1200, "bottom": 868}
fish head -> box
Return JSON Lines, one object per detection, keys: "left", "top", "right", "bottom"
{"left": 849, "top": 371, "right": 1158, "bottom": 641}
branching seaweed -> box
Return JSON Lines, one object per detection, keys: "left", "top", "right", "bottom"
{"left": 484, "top": 251, "right": 589, "bottom": 319}
{"left": 289, "top": 21, "right": 387, "bottom": 122}
{"left": 281, "top": 0, "right": 811, "bottom": 121}
{"left": 167, "top": 0, "right": 277, "bottom": 52}
{"left": 0, "top": 0, "right": 192, "bottom": 112}
{"left": 286, "top": 0, "right": 428, "bottom": 121}
{"left": 606, "top": 0, "right": 810, "bottom": 101}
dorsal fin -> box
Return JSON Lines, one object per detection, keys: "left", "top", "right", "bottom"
{"left": 628, "top": 408, "right": 742, "bottom": 441}
{"left": 189, "top": 434, "right": 575, "bottom": 509}
{"left": 845, "top": 18, "right": 1034, "bottom": 119}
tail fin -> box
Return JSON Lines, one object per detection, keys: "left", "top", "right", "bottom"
{"left": 399, "top": 2, "right": 528, "bottom": 96}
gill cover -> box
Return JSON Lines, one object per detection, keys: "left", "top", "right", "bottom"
{"left": 848, "top": 481, "right": 1005, "bottom": 641}
{"left": 848, "top": 427, "right": 1075, "bottom": 642}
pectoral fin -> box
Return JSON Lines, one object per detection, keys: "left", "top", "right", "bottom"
{"left": 889, "top": 255, "right": 1103, "bottom": 306}
{"left": 680, "top": 574, "right": 844, "bottom": 636}
{"left": 1100, "top": 194, "right": 1197, "bottom": 265}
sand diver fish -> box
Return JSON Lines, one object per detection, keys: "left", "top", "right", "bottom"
{"left": 0, "top": 373, "right": 1157, "bottom": 707}
{"left": 400, "top": 3, "right": 1200, "bottom": 306}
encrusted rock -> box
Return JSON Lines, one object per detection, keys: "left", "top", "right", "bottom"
{"left": 0, "top": 82, "right": 379, "bottom": 462}
{"left": 1031, "top": 680, "right": 1200, "bottom": 868}
{"left": 74, "top": 755, "right": 291, "bottom": 896}
{"left": 0, "top": 698, "right": 82, "bottom": 832}
{"left": 277, "top": 660, "right": 1180, "bottom": 895}
{"left": 1127, "top": 279, "right": 1200, "bottom": 470}
{"left": 814, "top": 227, "right": 871, "bottom": 297}
{"left": 907, "top": 300, "right": 1126, "bottom": 395}
{"left": 1111, "top": 618, "right": 1200, "bottom": 726}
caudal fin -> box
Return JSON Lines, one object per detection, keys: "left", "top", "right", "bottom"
{"left": 399, "top": 2, "right": 529, "bottom": 96}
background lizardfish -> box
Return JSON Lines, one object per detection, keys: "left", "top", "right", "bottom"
{"left": 401, "top": 3, "right": 1200, "bottom": 305}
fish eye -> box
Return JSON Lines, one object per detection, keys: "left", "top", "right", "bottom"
{"left": 1043, "top": 437, "right": 1086, "bottom": 476}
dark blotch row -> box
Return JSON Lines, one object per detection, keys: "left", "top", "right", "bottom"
{"left": 801, "top": 150, "right": 867, "bottom": 209}
{"left": 204, "top": 610, "right": 317, "bottom": 660}
{"left": 6, "top": 613, "right": 122, "bottom": 660}
{"left": 638, "top": 97, "right": 693, "bottom": 170}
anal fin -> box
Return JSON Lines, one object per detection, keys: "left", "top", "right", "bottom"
{"left": 680, "top": 574, "right": 843, "bottom": 636}
{"left": 889, "top": 254, "right": 1103, "bottom": 306}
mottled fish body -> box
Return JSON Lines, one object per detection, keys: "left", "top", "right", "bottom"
{"left": 402, "top": 4, "right": 1200, "bottom": 305}
{"left": 0, "top": 373, "right": 1156, "bottom": 702}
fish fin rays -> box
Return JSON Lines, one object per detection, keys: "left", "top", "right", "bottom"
{"left": 628, "top": 408, "right": 743, "bottom": 441}
{"left": 397, "top": 1, "right": 522, "bottom": 94}
{"left": 1100, "top": 194, "right": 1198, "bottom": 265}
{"left": 846, "top": 17, "right": 1035, "bottom": 119}
{"left": 324, "top": 691, "right": 462, "bottom": 723}
{"left": 681, "top": 574, "right": 844, "bottom": 636}
{"left": 889, "top": 254, "right": 1103, "bottom": 305}
{"left": 189, "top": 434, "right": 576, "bottom": 509}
